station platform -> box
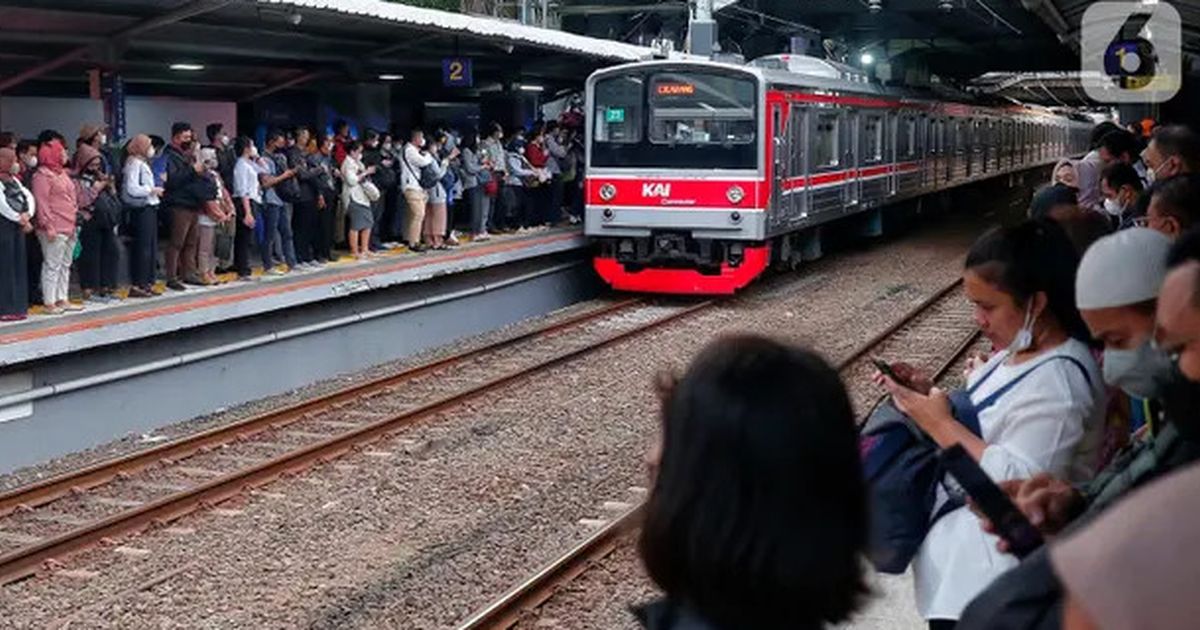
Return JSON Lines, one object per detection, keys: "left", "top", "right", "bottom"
{"left": 0, "top": 228, "right": 586, "bottom": 368}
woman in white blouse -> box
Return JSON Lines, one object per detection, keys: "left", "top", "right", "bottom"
{"left": 340, "top": 140, "right": 376, "bottom": 260}
{"left": 877, "top": 220, "right": 1104, "bottom": 628}
{"left": 121, "top": 134, "right": 163, "bottom": 298}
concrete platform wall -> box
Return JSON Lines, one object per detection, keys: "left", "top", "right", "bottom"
{"left": 0, "top": 255, "right": 599, "bottom": 473}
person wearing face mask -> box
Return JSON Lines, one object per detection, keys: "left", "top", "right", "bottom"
{"left": 309, "top": 134, "right": 338, "bottom": 264}
{"left": 230, "top": 136, "right": 262, "bottom": 281}
{"left": 161, "top": 122, "right": 209, "bottom": 292}
{"left": 956, "top": 229, "right": 1200, "bottom": 630}
{"left": 73, "top": 144, "right": 121, "bottom": 303}
{"left": 877, "top": 220, "right": 1104, "bottom": 627}
{"left": 0, "top": 148, "right": 35, "bottom": 321}
{"left": 1143, "top": 173, "right": 1200, "bottom": 240}
{"left": 1098, "top": 162, "right": 1143, "bottom": 229}
{"left": 31, "top": 138, "right": 80, "bottom": 315}
{"left": 1140, "top": 124, "right": 1198, "bottom": 186}
{"left": 75, "top": 123, "right": 110, "bottom": 175}
{"left": 121, "top": 134, "right": 163, "bottom": 298}
{"left": 205, "top": 123, "right": 235, "bottom": 189}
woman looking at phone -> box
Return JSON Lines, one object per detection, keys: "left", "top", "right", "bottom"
{"left": 874, "top": 220, "right": 1104, "bottom": 629}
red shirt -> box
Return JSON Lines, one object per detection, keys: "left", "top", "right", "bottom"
{"left": 525, "top": 142, "right": 548, "bottom": 168}
{"left": 333, "top": 137, "right": 349, "bottom": 167}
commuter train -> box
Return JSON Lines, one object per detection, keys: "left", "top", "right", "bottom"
{"left": 583, "top": 56, "right": 1092, "bottom": 294}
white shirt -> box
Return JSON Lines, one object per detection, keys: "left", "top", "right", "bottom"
{"left": 913, "top": 339, "right": 1103, "bottom": 621}
{"left": 121, "top": 157, "right": 159, "bottom": 207}
{"left": 233, "top": 157, "right": 262, "bottom": 204}
{"left": 0, "top": 178, "right": 35, "bottom": 222}
{"left": 340, "top": 154, "right": 371, "bottom": 207}
{"left": 400, "top": 143, "right": 434, "bottom": 192}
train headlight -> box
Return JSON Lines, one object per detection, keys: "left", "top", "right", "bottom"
{"left": 726, "top": 185, "right": 745, "bottom": 204}
{"left": 599, "top": 183, "right": 617, "bottom": 202}
{"left": 729, "top": 211, "right": 742, "bottom": 225}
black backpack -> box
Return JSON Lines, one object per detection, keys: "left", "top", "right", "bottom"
{"left": 91, "top": 188, "right": 124, "bottom": 229}
{"left": 270, "top": 152, "right": 303, "bottom": 203}
{"left": 403, "top": 149, "right": 440, "bottom": 190}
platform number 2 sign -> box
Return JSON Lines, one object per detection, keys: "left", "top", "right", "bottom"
{"left": 443, "top": 58, "right": 473, "bottom": 88}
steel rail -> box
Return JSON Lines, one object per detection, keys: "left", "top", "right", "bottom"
{"left": 456, "top": 277, "right": 972, "bottom": 630}
{"left": 0, "top": 300, "right": 717, "bottom": 585}
{"left": 0, "top": 298, "right": 642, "bottom": 519}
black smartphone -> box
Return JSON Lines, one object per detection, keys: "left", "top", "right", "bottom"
{"left": 937, "top": 444, "right": 1044, "bottom": 558}
{"left": 871, "top": 358, "right": 911, "bottom": 389}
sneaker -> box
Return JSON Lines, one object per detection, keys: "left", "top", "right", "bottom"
{"left": 237, "top": 274, "right": 256, "bottom": 283}
{"left": 264, "top": 268, "right": 285, "bottom": 277}
{"left": 474, "top": 231, "right": 492, "bottom": 242}
{"left": 128, "top": 286, "right": 153, "bottom": 299}
{"left": 409, "top": 244, "right": 429, "bottom": 253}
{"left": 43, "top": 305, "right": 64, "bottom": 315}
{"left": 568, "top": 215, "right": 581, "bottom": 225}
{"left": 63, "top": 302, "right": 84, "bottom": 312}
{"left": 167, "top": 280, "right": 187, "bottom": 291}
{"left": 447, "top": 231, "right": 462, "bottom": 246}
{"left": 183, "top": 275, "right": 206, "bottom": 287}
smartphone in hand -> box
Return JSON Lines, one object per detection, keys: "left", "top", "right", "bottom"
{"left": 937, "top": 444, "right": 1044, "bottom": 558}
{"left": 872, "top": 358, "right": 911, "bottom": 389}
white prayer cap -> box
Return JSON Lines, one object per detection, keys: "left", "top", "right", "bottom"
{"left": 1076, "top": 228, "right": 1171, "bottom": 310}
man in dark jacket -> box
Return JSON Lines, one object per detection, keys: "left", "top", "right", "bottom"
{"left": 287, "top": 126, "right": 322, "bottom": 267}
{"left": 162, "top": 122, "right": 209, "bottom": 291}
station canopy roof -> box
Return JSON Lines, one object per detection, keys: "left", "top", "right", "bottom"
{"left": 0, "top": 0, "right": 681, "bottom": 101}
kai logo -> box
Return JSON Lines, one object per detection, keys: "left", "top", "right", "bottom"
{"left": 642, "top": 182, "right": 672, "bottom": 197}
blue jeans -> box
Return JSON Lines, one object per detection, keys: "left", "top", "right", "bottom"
{"left": 260, "top": 203, "right": 297, "bottom": 270}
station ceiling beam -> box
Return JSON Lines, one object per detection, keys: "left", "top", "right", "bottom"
{"left": 0, "top": 0, "right": 234, "bottom": 93}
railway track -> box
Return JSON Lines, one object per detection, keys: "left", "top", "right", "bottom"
{"left": 457, "top": 277, "right": 983, "bottom": 630}
{"left": 0, "top": 298, "right": 719, "bottom": 585}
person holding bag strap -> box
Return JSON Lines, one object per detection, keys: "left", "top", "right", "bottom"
{"left": 875, "top": 221, "right": 1105, "bottom": 629}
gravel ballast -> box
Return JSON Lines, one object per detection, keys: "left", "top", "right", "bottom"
{"left": 1, "top": 205, "right": 1005, "bottom": 629}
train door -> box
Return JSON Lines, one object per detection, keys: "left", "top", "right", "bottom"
{"left": 808, "top": 109, "right": 843, "bottom": 217}
{"left": 887, "top": 111, "right": 899, "bottom": 196}
{"left": 770, "top": 101, "right": 788, "bottom": 228}
{"left": 789, "top": 104, "right": 807, "bottom": 223}
{"left": 844, "top": 108, "right": 860, "bottom": 207}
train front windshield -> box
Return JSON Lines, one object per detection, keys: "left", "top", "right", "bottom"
{"left": 591, "top": 69, "right": 758, "bottom": 170}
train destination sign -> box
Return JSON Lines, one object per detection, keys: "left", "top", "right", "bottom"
{"left": 655, "top": 83, "right": 695, "bottom": 96}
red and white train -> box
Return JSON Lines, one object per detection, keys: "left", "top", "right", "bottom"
{"left": 583, "top": 56, "right": 1092, "bottom": 295}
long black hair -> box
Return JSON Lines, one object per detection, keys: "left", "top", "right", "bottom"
{"left": 964, "top": 219, "right": 1092, "bottom": 343}
{"left": 639, "top": 335, "right": 868, "bottom": 629}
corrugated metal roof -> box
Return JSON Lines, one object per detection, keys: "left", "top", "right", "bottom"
{"left": 256, "top": 0, "right": 682, "bottom": 61}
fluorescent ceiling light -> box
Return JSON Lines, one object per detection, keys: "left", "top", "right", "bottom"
{"left": 519, "top": 84, "right": 545, "bottom": 92}
{"left": 169, "top": 63, "right": 205, "bottom": 71}
{"left": 378, "top": 74, "right": 404, "bottom": 81}
{"left": 860, "top": 52, "right": 875, "bottom": 65}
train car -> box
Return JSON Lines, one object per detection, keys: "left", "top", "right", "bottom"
{"left": 584, "top": 55, "right": 1092, "bottom": 295}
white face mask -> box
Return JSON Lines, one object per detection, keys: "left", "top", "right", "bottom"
{"left": 1009, "top": 302, "right": 1037, "bottom": 354}
{"left": 1103, "top": 339, "right": 1173, "bottom": 400}
{"left": 97, "top": 134, "right": 107, "bottom": 146}
{"left": 146, "top": 147, "right": 155, "bottom": 159}
{"left": 23, "top": 156, "right": 36, "bottom": 168}
{"left": 220, "top": 134, "right": 230, "bottom": 146}
{"left": 1102, "top": 197, "right": 1126, "bottom": 217}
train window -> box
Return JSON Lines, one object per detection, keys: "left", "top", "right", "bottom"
{"left": 592, "top": 75, "right": 644, "bottom": 144}
{"left": 648, "top": 72, "right": 756, "bottom": 146}
{"left": 814, "top": 112, "right": 839, "bottom": 168}
{"left": 864, "top": 114, "right": 884, "bottom": 161}
{"left": 899, "top": 116, "right": 916, "bottom": 158}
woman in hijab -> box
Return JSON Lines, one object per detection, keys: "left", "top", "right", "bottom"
{"left": 31, "top": 138, "right": 79, "bottom": 314}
